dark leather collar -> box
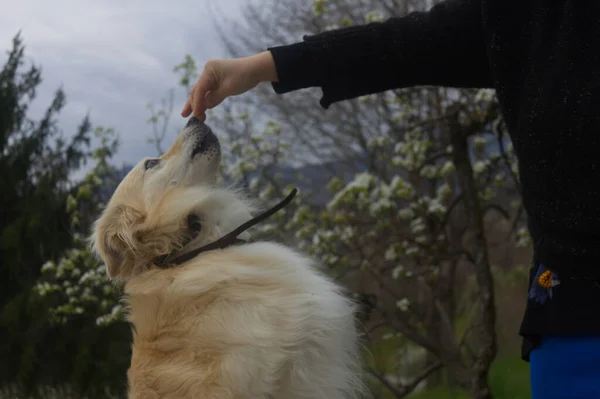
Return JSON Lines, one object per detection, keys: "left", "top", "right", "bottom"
{"left": 155, "top": 188, "right": 297, "bottom": 267}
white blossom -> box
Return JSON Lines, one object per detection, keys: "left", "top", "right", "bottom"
{"left": 475, "top": 88, "right": 496, "bottom": 103}
{"left": 427, "top": 198, "right": 447, "bottom": 216}
{"left": 516, "top": 227, "right": 531, "bottom": 248}
{"left": 365, "top": 11, "right": 383, "bottom": 23}
{"left": 396, "top": 298, "right": 410, "bottom": 311}
{"left": 420, "top": 165, "right": 437, "bottom": 179}
{"left": 436, "top": 183, "right": 452, "bottom": 199}
{"left": 473, "top": 160, "right": 488, "bottom": 175}
{"left": 415, "top": 235, "right": 428, "bottom": 244}
{"left": 410, "top": 217, "right": 427, "bottom": 234}
{"left": 474, "top": 136, "right": 487, "bottom": 149}
{"left": 312, "top": 234, "right": 321, "bottom": 246}
{"left": 398, "top": 207, "right": 415, "bottom": 220}
{"left": 385, "top": 246, "right": 398, "bottom": 261}
{"left": 392, "top": 265, "right": 404, "bottom": 279}
{"left": 369, "top": 198, "right": 393, "bottom": 215}
{"left": 405, "top": 246, "right": 419, "bottom": 256}
{"left": 368, "top": 135, "right": 390, "bottom": 148}
{"left": 41, "top": 261, "right": 55, "bottom": 272}
{"left": 440, "top": 161, "right": 455, "bottom": 176}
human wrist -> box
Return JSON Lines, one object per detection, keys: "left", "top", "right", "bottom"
{"left": 248, "top": 51, "right": 278, "bottom": 83}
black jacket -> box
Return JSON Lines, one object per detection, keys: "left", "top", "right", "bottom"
{"left": 268, "top": 0, "right": 600, "bottom": 361}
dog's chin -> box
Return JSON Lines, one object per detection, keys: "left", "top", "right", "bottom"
{"left": 182, "top": 164, "right": 219, "bottom": 187}
{"left": 179, "top": 149, "right": 220, "bottom": 187}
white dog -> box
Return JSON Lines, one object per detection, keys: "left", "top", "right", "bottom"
{"left": 91, "top": 118, "right": 366, "bottom": 399}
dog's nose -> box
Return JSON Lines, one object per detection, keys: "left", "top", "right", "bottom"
{"left": 186, "top": 116, "right": 202, "bottom": 127}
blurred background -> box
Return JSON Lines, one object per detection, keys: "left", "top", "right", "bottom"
{"left": 0, "top": 0, "right": 533, "bottom": 398}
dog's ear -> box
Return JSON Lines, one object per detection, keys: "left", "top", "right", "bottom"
{"left": 99, "top": 232, "right": 125, "bottom": 279}
{"left": 92, "top": 205, "right": 145, "bottom": 279}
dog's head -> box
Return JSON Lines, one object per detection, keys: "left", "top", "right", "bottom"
{"left": 92, "top": 118, "right": 254, "bottom": 280}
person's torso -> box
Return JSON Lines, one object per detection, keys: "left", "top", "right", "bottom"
{"left": 482, "top": 0, "right": 600, "bottom": 274}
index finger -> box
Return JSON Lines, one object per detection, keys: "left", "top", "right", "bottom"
{"left": 181, "top": 97, "right": 193, "bottom": 117}
{"left": 190, "top": 72, "right": 217, "bottom": 119}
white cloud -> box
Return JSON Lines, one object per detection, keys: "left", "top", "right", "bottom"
{"left": 0, "top": 0, "right": 245, "bottom": 168}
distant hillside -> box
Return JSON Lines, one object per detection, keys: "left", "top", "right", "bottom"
{"left": 97, "top": 159, "right": 368, "bottom": 207}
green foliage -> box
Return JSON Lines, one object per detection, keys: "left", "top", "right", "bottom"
{"left": 34, "top": 127, "right": 125, "bottom": 327}
{"left": 312, "top": 0, "right": 328, "bottom": 17}
{"left": 0, "top": 33, "right": 90, "bottom": 301}
{"left": 0, "top": 32, "right": 94, "bottom": 390}
{"left": 28, "top": 126, "right": 132, "bottom": 398}
{"left": 173, "top": 54, "right": 198, "bottom": 93}
{"left": 406, "top": 356, "right": 531, "bottom": 399}
{"left": 0, "top": 34, "right": 130, "bottom": 397}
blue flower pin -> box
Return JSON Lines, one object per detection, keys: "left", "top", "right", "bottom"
{"left": 528, "top": 265, "right": 560, "bottom": 305}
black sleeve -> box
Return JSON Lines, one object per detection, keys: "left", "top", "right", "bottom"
{"left": 268, "top": 0, "right": 492, "bottom": 109}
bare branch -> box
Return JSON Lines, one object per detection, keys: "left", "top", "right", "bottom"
{"left": 482, "top": 203, "right": 510, "bottom": 221}
{"left": 367, "top": 362, "right": 443, "bottom": 398}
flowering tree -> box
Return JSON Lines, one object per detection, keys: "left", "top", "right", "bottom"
{"left": 31, "top": 127, "right": 131, "bottom": 397}
{"left": 207, "top": 1, "right": 529, "bottom": 398}
{"left": 34, "top": 127, "right": 124, "bottom": 326}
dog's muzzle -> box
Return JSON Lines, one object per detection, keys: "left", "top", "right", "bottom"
{"left": 186, "top": 117, "right": 220, "bottom": 158}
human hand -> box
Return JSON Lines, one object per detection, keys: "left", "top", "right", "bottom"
{"left": 181, "top": 51, "right": 278, "bottom": 121}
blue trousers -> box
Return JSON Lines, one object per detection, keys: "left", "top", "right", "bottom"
{"left": 530, "top": 336, "right": 600, "bottom": 399}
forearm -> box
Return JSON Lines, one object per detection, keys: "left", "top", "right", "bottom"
{"left": 268, "top": 0, "right": 492, "bottom": 108}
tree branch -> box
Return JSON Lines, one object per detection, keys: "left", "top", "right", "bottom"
{"left": 367, "top": 361, "right": 443, "bottom": 398}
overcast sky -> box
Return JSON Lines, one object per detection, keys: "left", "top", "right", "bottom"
{"left": 0, "top": 0, "right": 246, "bottom": 171}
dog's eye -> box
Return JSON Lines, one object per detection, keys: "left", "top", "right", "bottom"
{"left": 144, "top": 158, "right": 160, "bottom": 170}
{"left": 187, "top": 214, "right": 202, "bottom": 233}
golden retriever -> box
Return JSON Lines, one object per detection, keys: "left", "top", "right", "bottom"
{"left": 91, "top": 118, "right": 366, "bottom": 399}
